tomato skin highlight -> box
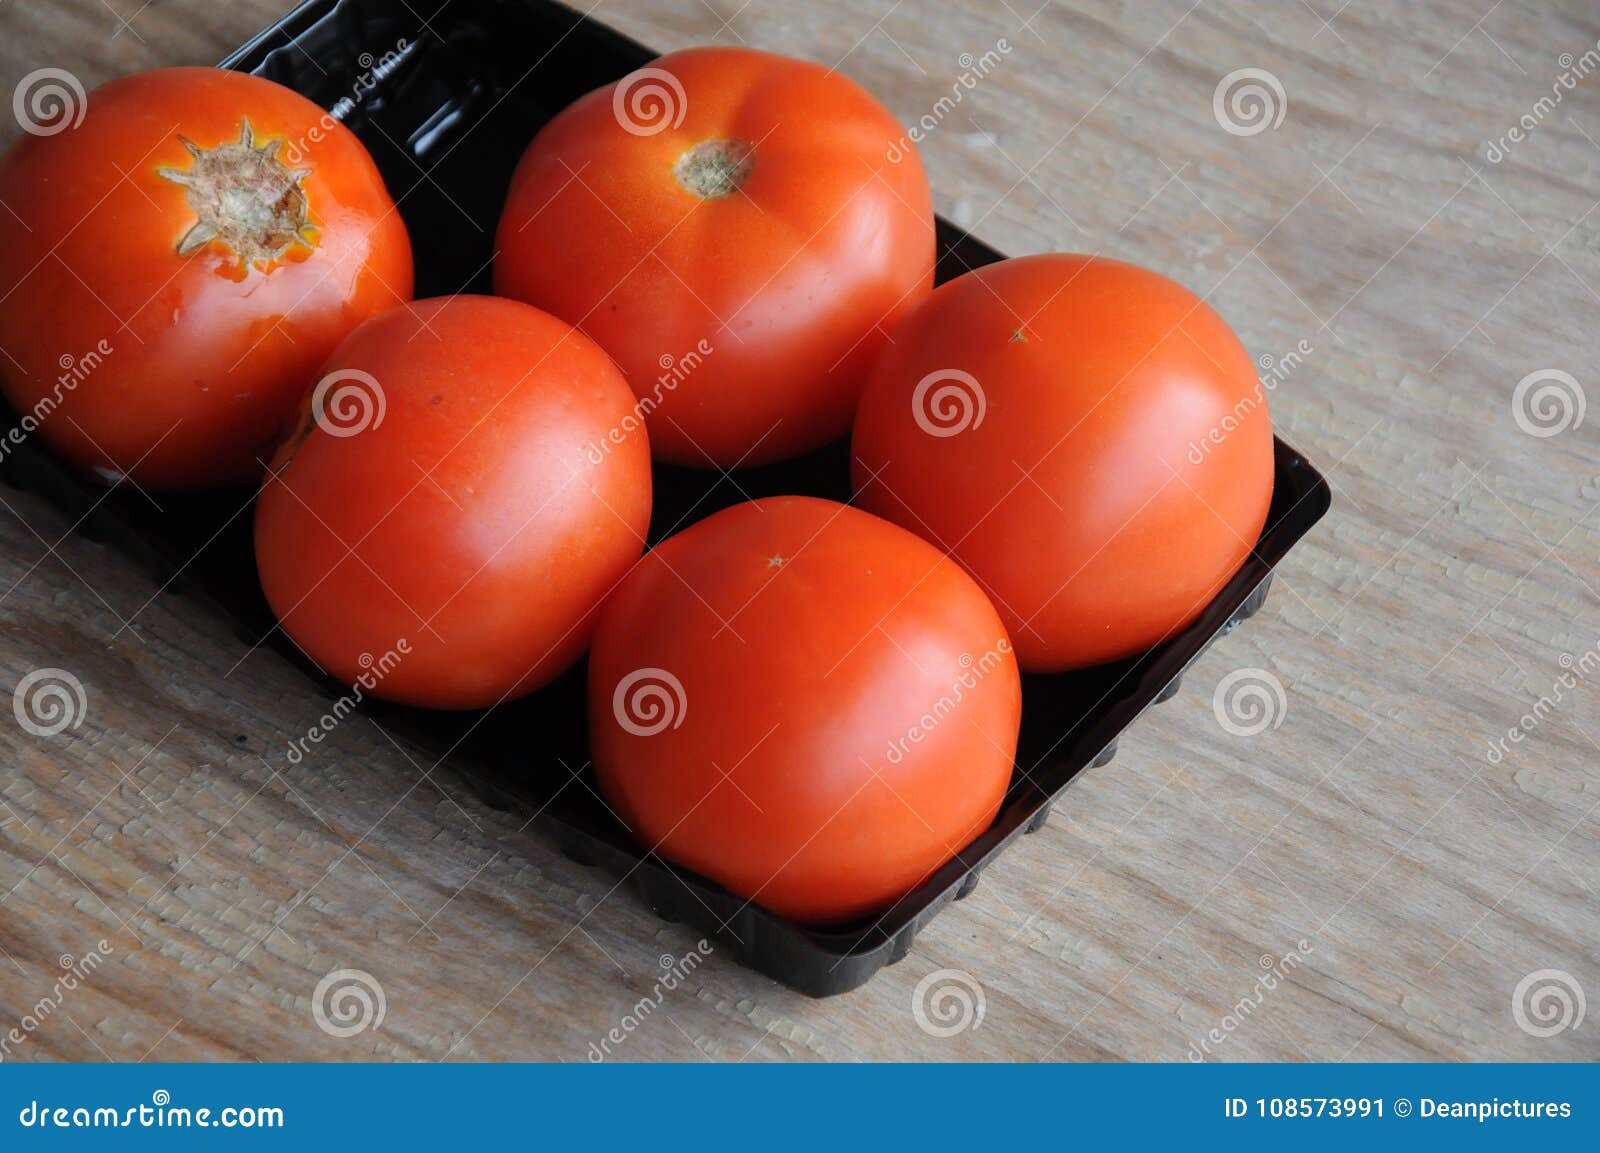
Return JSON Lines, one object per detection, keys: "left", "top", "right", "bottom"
{"left": 0, "top": 67, "right": 412, "bottom": 490}
{"left": 851, "top": 253, "right": 1276, "bottom": 673}
{"left": 494, "top": 46, "right": 936, "bottom": 469}
{"left": 254, "top": 296, "right": 652, "bottom": 710}
{"left": 589, "top": 496, "right": 1020, "bottom": 925}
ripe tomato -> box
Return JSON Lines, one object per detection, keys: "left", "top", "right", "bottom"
{"left": 254, "top": 296, "right": 651, "bottom": 709}
{"left": 851, "top": 254, "right": 1275, "bottom": 672}
{"left": 589, "top": 496, "right": 1020, "bottom": 925}
{"left": 0, "top": 67, "right": 412, "bottom": 489}
{"left": 494, "top": 46, "right": 935, "bottom": 469}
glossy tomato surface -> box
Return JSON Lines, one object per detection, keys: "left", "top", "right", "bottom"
{"left": 0, "top": 67, "right": 412, "bottom": 489}
{"left": 255, "top": 296, "right": 651, "bottom": 709}
{"left": 494, "top": 46, "right": 935, "bottom": 468}
{"left": 589, "top": 496, "right": 1020, "bottom": 925}
{"left": 852, "top": 254, "right": 1275, "bottom": 672}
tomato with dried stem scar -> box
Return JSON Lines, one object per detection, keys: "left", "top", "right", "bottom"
{"left": 0, "top": 67, "right": 412, "bottom": 489}
{"left": 495, "top": 46, "right": 935, "bottom": 469}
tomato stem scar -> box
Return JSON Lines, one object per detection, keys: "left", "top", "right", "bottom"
{"left": 157, "top": 117, "right": 317, "bottom": 269}
{"left": 673, "top": 139, "right": 754, "bottom": 199}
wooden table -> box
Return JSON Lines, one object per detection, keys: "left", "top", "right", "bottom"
{"left": 1, "top": 0, "right": 1596, "bottom": 1062}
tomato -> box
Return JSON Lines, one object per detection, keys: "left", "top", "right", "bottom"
{"left": 494, "top": 46, "right": 935, "bottom": 469}
{"left": 254, "top": 296, "right": 651, "bottom": 709}
{"left": 588, "top": 496, "right": 1020, "bottom": 925}
{"left": 851, "top": 254, "right": 1275, "bottom": 672}
{"left": 0, "top": 67, "right": 412, "bottom": 489}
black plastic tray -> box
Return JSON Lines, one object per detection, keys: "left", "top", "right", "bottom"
{"left": 0, "top": 0, "right": 1331, "bottom": 996}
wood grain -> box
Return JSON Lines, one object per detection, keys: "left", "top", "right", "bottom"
{"left": 0, "top": 0, "right": 1596, "bottom": 1061}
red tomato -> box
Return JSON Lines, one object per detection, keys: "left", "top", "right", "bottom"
{"left": 0, "top": 67, "right": 412, "bottom": 489}
{"left": 589, "top": 496, "right": 1020, "bottom": 925}
{"left": 254, "top": 296, "right": 651, "bottom": 709}
{"left": 494, "top": 46, "right": 935, "bottom": 468}
{"left": 851, "top": 254, "right": 1275, "bottom": 672}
